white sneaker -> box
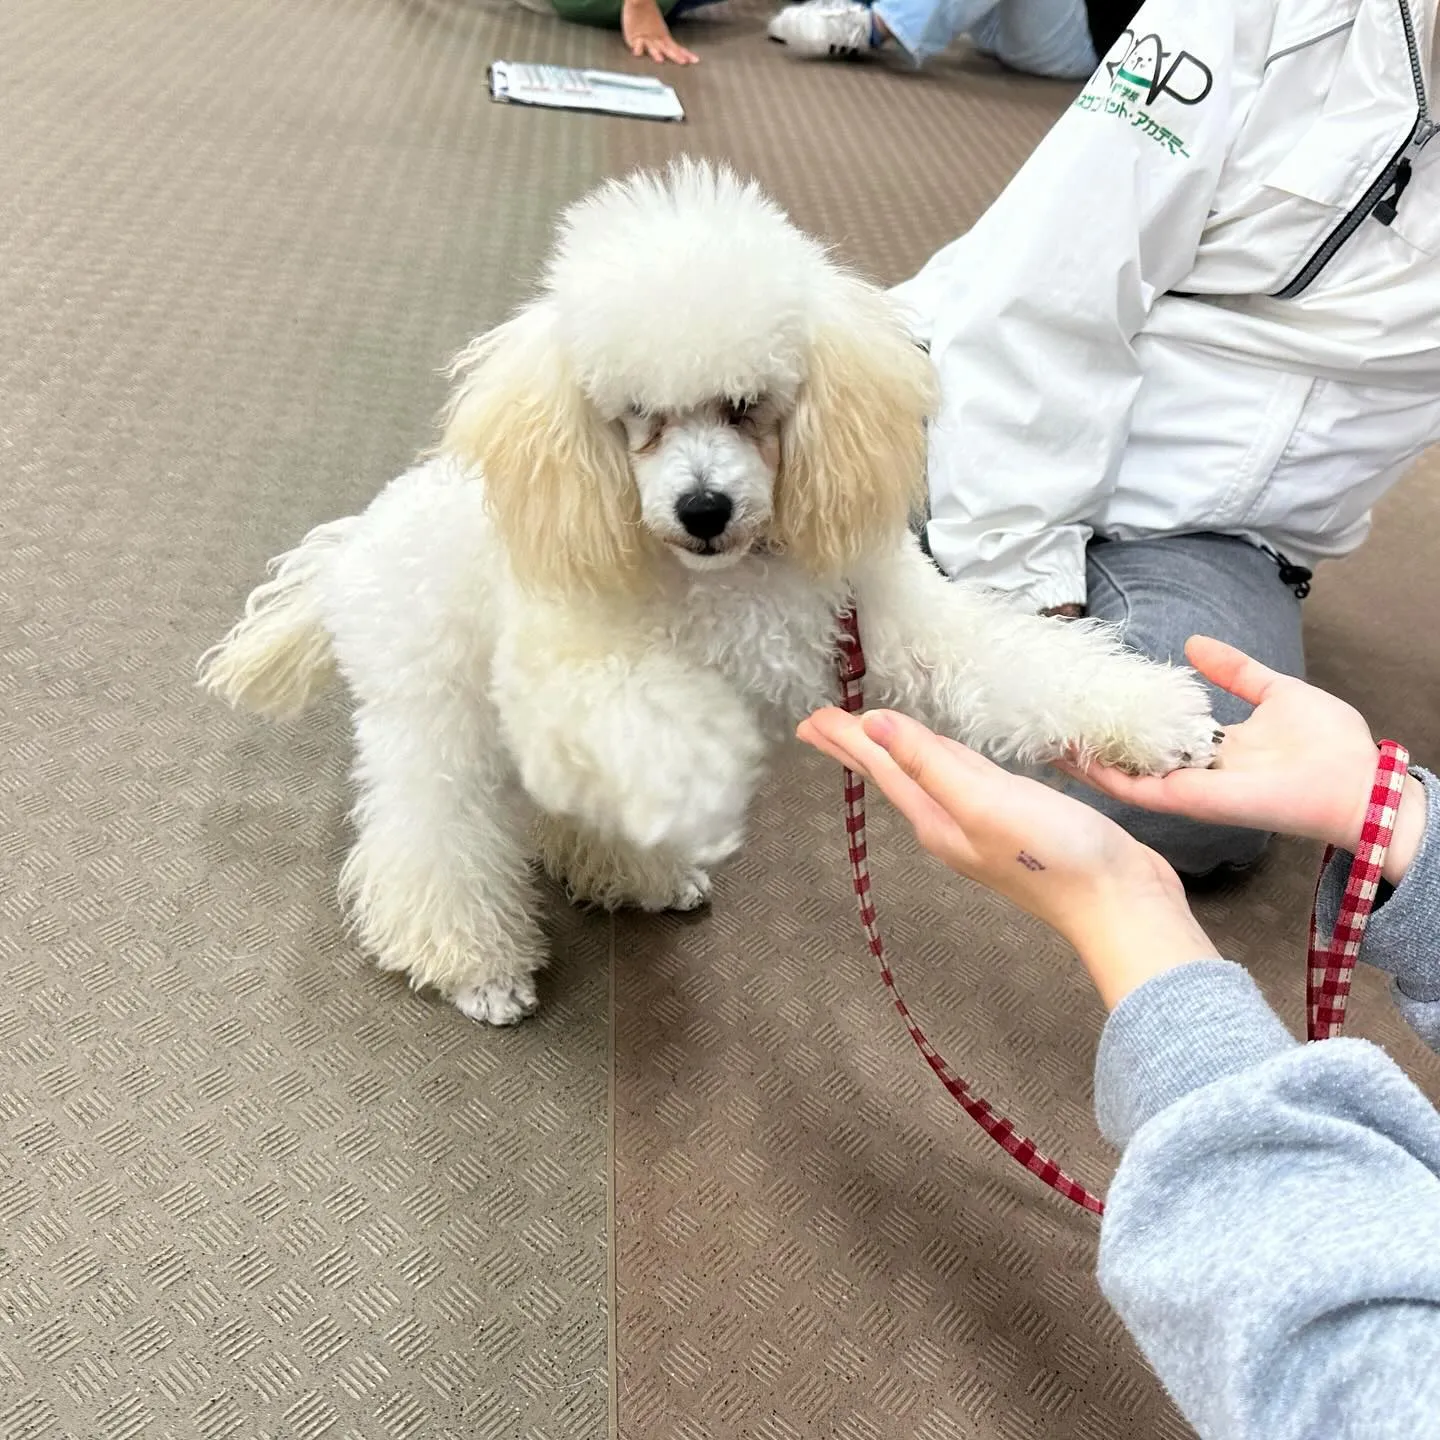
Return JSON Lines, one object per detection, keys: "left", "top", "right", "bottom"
{"left": 767, "top": 1, "right": 876, "bottom": 58}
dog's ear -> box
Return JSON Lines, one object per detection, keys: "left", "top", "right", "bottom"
{"left": 776, "top": 278, "right": 936, "bottom": 577}
{"left": 441, "top": 304, "right": 642, "bottom": 595}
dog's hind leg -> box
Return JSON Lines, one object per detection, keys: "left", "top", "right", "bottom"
{"left": 534, "top": 817, "right": 712, "bottom": 914}
{"left": 340, "top": 694, "right": 548, "bottom": 1026}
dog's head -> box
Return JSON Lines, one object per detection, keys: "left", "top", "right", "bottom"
{"left": 443, "top": 160, "right": 936, "bottom": 594}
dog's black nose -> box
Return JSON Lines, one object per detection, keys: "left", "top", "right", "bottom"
{"left": 675, "top": 490, "right": 733, "bottom": 542}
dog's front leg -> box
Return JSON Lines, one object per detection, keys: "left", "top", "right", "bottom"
{"left": 494, "top": 623, "right": 766, "bottom": 868}
{"left": 852, "top": 541, "right": 1219, "bottom": 774}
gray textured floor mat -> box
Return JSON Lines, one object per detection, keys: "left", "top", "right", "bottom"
{"left": 6, "top": 1, "right": 1440, "bottom": 1438}
{"left": 3, "top": 1, "right": 615, "bottom": 1434}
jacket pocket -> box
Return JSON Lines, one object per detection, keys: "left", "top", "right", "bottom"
{"left": 1194, "top": 9, "right": 1393, "bottom": 295}
{"left": 1259, "top": 110, "right": 1424, "bottom": 294}
{"left": 1260, "top": 0, "right": 1408, "bottom": 210}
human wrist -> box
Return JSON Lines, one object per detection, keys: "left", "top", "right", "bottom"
{"left": 1327, "top": 747, "right": 1423, "bottom": 884}
{"left": 1066, "top": 884, "right": 1221, "bottom": 1011}
{"left": 1383, "top": 774, "right": 1427, "bottom": 885}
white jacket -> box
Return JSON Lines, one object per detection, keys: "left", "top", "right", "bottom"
{"left": 893, "top": 0, "right": 1440, "bottom": 609}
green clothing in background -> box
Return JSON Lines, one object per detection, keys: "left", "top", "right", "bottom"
{"left": 550, "top": 0, "right": 679, "bottom": 28}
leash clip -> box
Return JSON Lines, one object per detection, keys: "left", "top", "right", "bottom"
{"left": 835, "top": 607, "right": 867, "bottom": 689}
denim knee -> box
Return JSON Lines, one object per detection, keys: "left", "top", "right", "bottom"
{"left": 1060, "top": 777, "right": 1270, "bottom": 878}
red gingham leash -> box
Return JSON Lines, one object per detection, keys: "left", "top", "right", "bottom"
{"left": 836, "top": 608, "right": 1409, "bottom": 1212}
{"left": 835, "top": 608, "right": 1106, "bottom": 1215}
{"left": 1306, "top": 739, "right": 1410, "bottom": 1041}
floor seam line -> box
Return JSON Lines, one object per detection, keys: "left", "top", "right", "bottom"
{"left": 607, "top": 910, "right": 620, "bottom": 1440}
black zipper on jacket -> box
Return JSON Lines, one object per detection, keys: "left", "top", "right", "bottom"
{"left": 1272, "top": 0, "right": 1436, "bottom": 300}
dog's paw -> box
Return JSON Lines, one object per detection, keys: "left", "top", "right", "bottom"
{"left": 1105, "top": 716, "right": 1223, "bottom": 776}
{"left": 616, "top": 866, "right": 715, "bottom": 912}
{"left": 665, "top": 867, "right": 712, "bottom": 912}
{"left": 608, "top": 863, "right": 713, "bottom": 913}
{"left": 453, "top": 974, "right": 540, "bottom": 1026}
{"left": 1088, "top": 666, "right": 1221, "bottom": 777}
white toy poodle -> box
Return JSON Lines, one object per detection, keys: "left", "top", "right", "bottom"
{"left": 202, "top": 160, "right": 1218, "bottom": 1026}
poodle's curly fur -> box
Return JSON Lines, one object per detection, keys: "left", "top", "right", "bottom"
{"left": 202, "top": 161, "right": 1217, "bottom": 1025}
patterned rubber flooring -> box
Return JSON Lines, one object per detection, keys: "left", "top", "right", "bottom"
{"left": 3, "top": 1, "right": 1438, "bottom": 1436}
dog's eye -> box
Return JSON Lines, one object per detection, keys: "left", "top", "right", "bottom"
{"left": 723, "top": 398, "right": 755, "bottom": 426}
{"left": 628, "top": 414, "right": 664, "bottom": 455}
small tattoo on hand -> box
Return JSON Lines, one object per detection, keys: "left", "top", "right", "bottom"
{"left": 1016, "top": 851, "right": 1045, "bottom": 872}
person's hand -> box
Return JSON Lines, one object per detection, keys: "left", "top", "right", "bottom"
{"left": 1060, "top": 636, "right": 1426, "bottom": 884}
{"left": 622, "top": 0, "right": 698, "bottom": 63}
{"left": 798, "top": 707, "right": 1220, "bottom": 1008}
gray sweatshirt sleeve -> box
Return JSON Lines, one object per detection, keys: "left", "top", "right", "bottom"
{"left": 1316, "top": 766, "right": 1440, "bottom": 1049}
{"left": 1094, "top": 959, "right": 1440, "bottom": 1440}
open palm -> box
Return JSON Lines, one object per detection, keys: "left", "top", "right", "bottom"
{"left": 799, "top": 707, "right": 1182, "bottom": 939}
{"left": 1062, "top": 637, "right": 1384, "bottom": 852}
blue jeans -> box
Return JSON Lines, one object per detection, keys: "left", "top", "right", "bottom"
{"left": 1060, "top": 534, "right": 1307, "bottom": 878}
{"left": 872, "top": 0, "right": 1096, "bottom": 73}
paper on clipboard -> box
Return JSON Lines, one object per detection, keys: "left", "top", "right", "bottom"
{"left": 489, "top": 61, "right": 685, "bottom": 122}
